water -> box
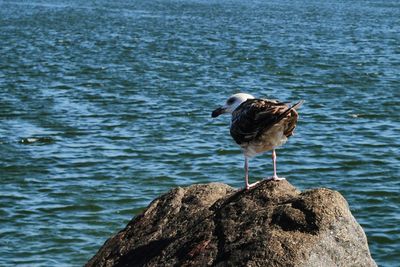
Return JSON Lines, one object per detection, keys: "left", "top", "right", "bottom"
{"left": 0, "top": 0, "right": 399, "bottom": 266}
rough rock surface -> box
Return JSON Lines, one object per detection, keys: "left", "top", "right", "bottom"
{"left": 86, "top": 180, "right": 376, "bottom": 267}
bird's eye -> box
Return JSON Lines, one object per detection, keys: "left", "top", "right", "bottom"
{"left": 227, "top": 98, "right": 235, "bottom": 105}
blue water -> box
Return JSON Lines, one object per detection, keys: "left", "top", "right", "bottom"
{"left": 0, "top": 0, "right": 399, "bottom": 266}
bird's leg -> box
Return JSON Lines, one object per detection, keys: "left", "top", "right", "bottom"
{"left": 267, "top": 149, "right": 286, "bottom": 181}
{"left": 244, "top": 156, "right": 249, "bottom": 189}
{"left": 244, "top": 156, "right": 260, "bottom": 190}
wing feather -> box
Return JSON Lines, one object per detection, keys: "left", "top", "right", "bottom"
{"left": 230, "top": 99, "right": 298, "bottom": 145}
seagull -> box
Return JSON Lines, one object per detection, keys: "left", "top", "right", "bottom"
{"left": 211, "top": 93, "right": 303, "bottom": 190}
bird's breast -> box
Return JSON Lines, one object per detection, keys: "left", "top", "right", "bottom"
{"left": 240, "top": 123, "right": 288, "bottom": 157}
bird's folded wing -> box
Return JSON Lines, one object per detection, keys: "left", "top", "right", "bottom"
{"left": 230, "top": 99, "right": 289, "bottom": 144}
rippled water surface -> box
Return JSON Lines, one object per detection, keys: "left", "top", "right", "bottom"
{"left": 1, "top": 0, "right": 399, "bottom": 266}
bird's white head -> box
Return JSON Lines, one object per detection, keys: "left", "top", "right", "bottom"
{"left": 211, "top": 93, "right": 255, "bottom": 118}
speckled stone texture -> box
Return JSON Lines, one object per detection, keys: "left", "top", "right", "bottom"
{"left": 86, "top": 180, "right": 376, "bottom": 267}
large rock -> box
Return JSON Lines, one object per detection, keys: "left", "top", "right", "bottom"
{"left": 86, "top": 180, "right": 376, "bottom": 267}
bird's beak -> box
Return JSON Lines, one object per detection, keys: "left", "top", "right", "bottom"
{"left": 211, "top": 106, "right": 226, "bottom": 118}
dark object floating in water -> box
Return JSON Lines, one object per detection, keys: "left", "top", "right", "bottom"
{"left": 19, "top": 137, "right": 55, "bottom": 145}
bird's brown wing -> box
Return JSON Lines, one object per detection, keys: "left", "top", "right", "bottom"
{"left": 230, "top": 99, "right": 298, "bottom": 145}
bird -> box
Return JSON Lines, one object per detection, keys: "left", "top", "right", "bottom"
{"left": 211, "top": 93, "right": 303, "bottom": 190}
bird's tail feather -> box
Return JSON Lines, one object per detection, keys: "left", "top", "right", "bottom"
{"left": 291, "top": 100, "right": 304, "bottom": 110}
{"left": 254, "top": 100, "right": 304, "bottom": 139}
{"left": 276, "top": 100, "right": 304, "bottom": 121}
